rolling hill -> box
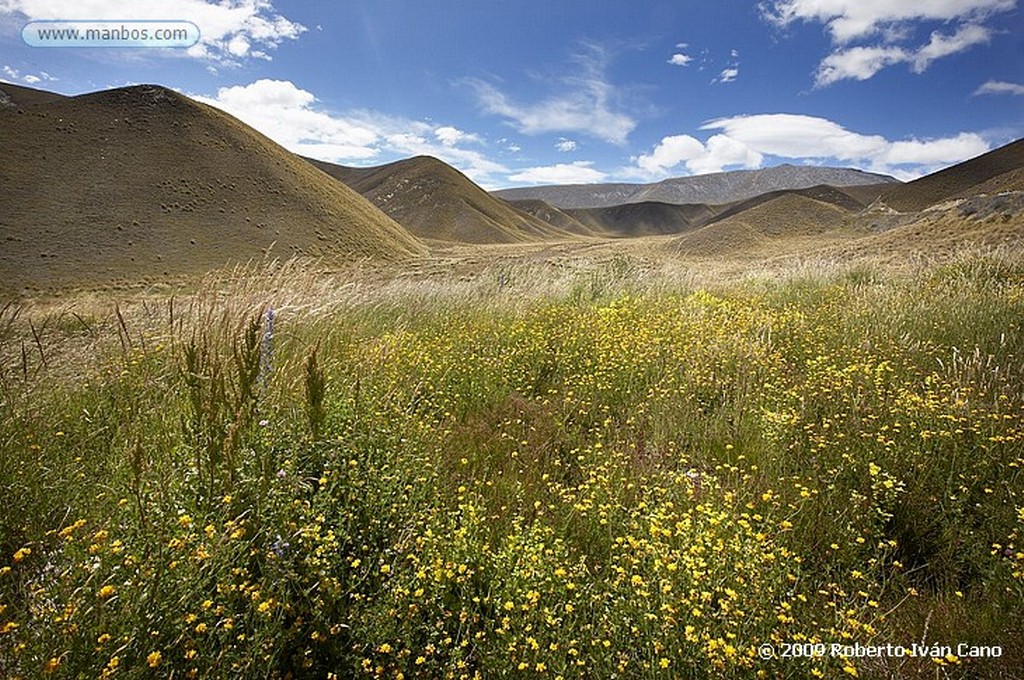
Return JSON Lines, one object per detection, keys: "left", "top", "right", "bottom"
{"left": 0, "top": 82, "right": 425, "bottom": 292}
{"left": 308, "top": 156, "right": 577, "bottom": 244}
{"left": 501, "top": 199, "right": 598, "bottom": 236}
{"left": 493, "top": 165, "right": 898, "bottom": 209}
{"left": 565, "top": 201, "right": 718, "bottom": 238}
{"left": 663, "top": 139, "right": 1024, "bottom": 258}
{"left": 669, "top": 192, "right": 857, "bottom": 257}
{"left": 877, "top": 138, "right": 1024, "bottom": 212}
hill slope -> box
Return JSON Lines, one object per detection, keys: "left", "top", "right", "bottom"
{"left": 308, "top": 156, "right": 576, "bottom": 244}
{"left": 502, "top": 199, "right": 597, "bottom": 236}
{"left": 0, "top": 83, "right": 424, "bottom": 292}
{"left": 670, "top": 193, "right": 856, "bottom": 257}
{"left": 493, "top": 165, "right": 898, "bottom": 209}
{"left": 877, "top": 138, "right": 1024, "bottom": 212}
{"left": 566, "top": 201, "right": 718, "bottom": 237}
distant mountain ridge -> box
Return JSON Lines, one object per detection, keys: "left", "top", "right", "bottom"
{"left": 493, "top": 165, "right": 899, "bottom": 209}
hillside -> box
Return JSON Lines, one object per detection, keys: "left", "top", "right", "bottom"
{"left": 0, "top": 81, "right": 68, "bottom": 108}
{"left": 0, "top": 82, "right": 424, "bottom": 292}
{"left": 502, "top": 199, "right": 597, "bottom": 236}
{"left": 566, "top": 201, "right": 718, "bottom": 237}
{"left": 308, "top": 156, "right": 576, "bottom": 244}
{"left": 833, "top": 192, "right": 1024, "bottom": 261}
{"left": 669, "top": 192, "right": 856, "bottom": 257}
{"left": 878, "top": 138, "right": 1024, "bottom": 212}
{"left": 493, "top": 165, "right": 898, "bottom": 209}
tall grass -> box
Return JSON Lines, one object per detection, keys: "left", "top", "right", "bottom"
{"left": 1, "top": 251, "right": 1022, "bottom": 678}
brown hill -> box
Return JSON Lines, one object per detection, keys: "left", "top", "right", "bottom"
{"left": 878, "top": 138, "right": 1024, "bottom": 212}
{"left": 502, "top": 199, "right": 597, "bottom": 236}
{"left": 705, "top": 184, "right": 868, "bottom": 228}
{"left": 0, "top": 81, "right": 68, "bottom": 108}
{"left": 833, "top": 192, "right": 1024, "bottom": 261}
{"left": 566, "top": 201, "right": 718, "bottom": 238}
{"left": 670, "top": 193, "right": 854, "bottom": 257}
{"left": 308, "top": 156, "right": 576, "bottom": 244}
{"left": 0, "top": 83, "right": 424, "bottom": 293}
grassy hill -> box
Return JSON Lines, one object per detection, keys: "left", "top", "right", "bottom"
{"left": 565, "top": 201, "right": 718, "bottom": 237}
{"left": 670, "top": 193, "right": 856, "bottom": 257}
{"left": 308, "top": 156, "right": 577, "bottom": 244}
{"left": 501, "top": 198, "right": 598, "bottom": 236}
{"left": 0, "top": 83, "right": 425, "bottom": 293}
{"left": 878, "top": 138, "right": 1024, "bottom": 212}
{"left": 832, "top": 192, "right": 1024, "bottom": 261}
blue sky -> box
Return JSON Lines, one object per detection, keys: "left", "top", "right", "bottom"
{"left": 1, "top": 1, "right": 1022, "bottom": 188}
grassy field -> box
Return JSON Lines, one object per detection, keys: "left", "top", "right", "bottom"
{"left": 1, "top": 250, "right": 1023, "bottom": 679}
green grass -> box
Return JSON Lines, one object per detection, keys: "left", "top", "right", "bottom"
{"left": 1, "top": 254, "right": 1022, "bottom": 678}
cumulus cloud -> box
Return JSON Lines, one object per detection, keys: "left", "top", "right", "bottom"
{"left": 761, "top": 0, "right": 1014, "bottom": 44}
{"left": 634, "top": 113, "right": 990, "bottom": 179}
{"left": 668, "top": 53, "right": 692, "bottom": 66}
{"left": 555, "top": 138, "right": 578, "bottom": 152}
{"left": 761, "top": 0, "right": 1012, "bottom": 86}
{"left": 192, "top": 79, "right": 378, "bottom": 160}
{"left": 466, "top": 43, "right": 637, "bottom": 145}
{"left": 2, "top": 64, "right": 57, "bottom": 84}
{"left": 192, "top": 79, "right": 506, "bottom": 182}
{"left": 434, "top": 126, "right": 481, "bottom": 147}
{"left": 974, "top": 80, "right": 1024, "bottom": 95}
{"left": 635, "top": 134, "right": 762, "bottom": 176}
{"left": 0, "top": 0, "right": 305, "bottom": 64}
{"left": 508, "top": 161, "right": 607, "bottom": 185}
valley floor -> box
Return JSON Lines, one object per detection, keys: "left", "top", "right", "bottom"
{"left": 1, "top": 247, "right": 1023, "bottom": 679}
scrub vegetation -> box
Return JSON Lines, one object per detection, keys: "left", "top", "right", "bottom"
{"left": 1, "top": 252, "right": 1022, "bottom": 679}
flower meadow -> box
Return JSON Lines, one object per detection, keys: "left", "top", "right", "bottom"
{"left": 1, "top": 255, "right": 1023, "bottom": 679}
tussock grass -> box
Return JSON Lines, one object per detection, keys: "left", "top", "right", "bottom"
{"left": 1, "top": 250, "right": 1023, "bottom": 678}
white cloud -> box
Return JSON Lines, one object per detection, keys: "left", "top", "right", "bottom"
{"left": 1, "top": 64, "right": 57, "bottom": 84}
{"left": 668, "top": 53, "right": 692, "bottom": 66}
{"left": 191, "top": 79, "right": 506, "bottom": 182}
{"left": 762, "top": 0, "right": 1012, "bottom": 86}
{"left": 555, "top": 138, "right": 578, "bottom": 152}
{"left": 634, "top": 113, "right": 991, "bottom": 179}
{"left": 880, "top": 132, "right": 994, "bottom": 166}
{"left": 508, "top": 161, "right": 607, "bottom": 185}
{"left": 193, "top": 79, "right": 379, "bottom": 160}
{"left": 0, "top": 0, "right": 305, "bottom": 64}
{"left": 497, "top": 138, "right": 523, "bottom": 154}
{"left": 974, "top": 80, "right": 1024, "bottom": 95}
{"left": 635, "top": 135, "right": 705, "bottom": 174}
{"left": 911, "top": 23, "right": 991, "bottom": 71}
{"left": 815, "top": 45, "right": 908, "bottom": 85}
{"left": 434, "top": 126, "right": 480, "bottom": 147}
{"left": 761, "top": 0, "right": 1014, "bottom": 44}
{"left": 467, "top": 43, "right": 637, "bottom": 145}
{"left": 814, "top": 24, "right": 991, "bottom": 85}
{"left": 635, "top": 133, "right": 763, "bottom": 176}
{"left": 704, "top": 114, "right": 990, "bottom": 175}
{"left": 716, "top": 67, "right": 740, "bottom": 83}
